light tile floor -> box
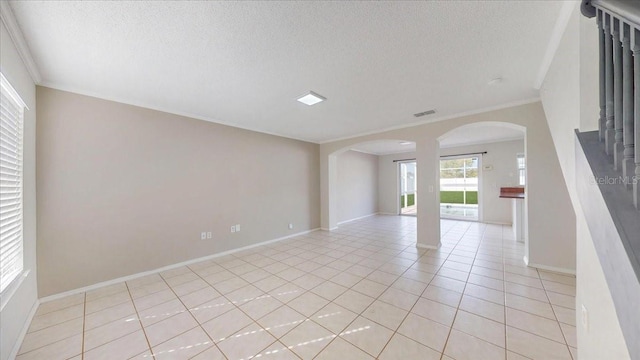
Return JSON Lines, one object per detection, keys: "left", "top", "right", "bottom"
{"left": 17, "top": 215, "right": 577, "bottom": 360}
{"left": 440, "top": 204, "right": 479, "bottom": 221}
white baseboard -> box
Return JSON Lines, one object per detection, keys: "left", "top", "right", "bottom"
{"left": 337, "top": 212, "right": 379, "bottom": 226}
{"left": 527, "top": 262, "right": 576, "bottom": 276}
{"left": 40, "top": 228, "right": 319, "bottom": 303}
{"left": 320, "top": 227, "right": 338, "bottom": 231}
{"left": 483, "top": 220, "right": 512, "bottom": 226}
{"left": 416, "top": 243, "right": 440, "bottom": 250}
{"left": 378, "top": 212, "right": 397, "bottom": 216}
{"left": 9, "top": 298, "right": 40, "bottom": 360}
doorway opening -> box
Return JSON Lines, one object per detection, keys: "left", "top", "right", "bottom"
{"left": 399, "top": 160, "right": 417, "bottom": 216}
{"left": 439, "top": 155, "right": 479, "bottom": 220}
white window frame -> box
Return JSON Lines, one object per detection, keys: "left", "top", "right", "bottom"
{"left": 517, "top": 153, "right": 526, "bottom": 186}
{"left": 0, "top": 73, "right": 27, "bottom": 297}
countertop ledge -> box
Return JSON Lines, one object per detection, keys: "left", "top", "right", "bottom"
{"left": 499, "top": 187, "right": 525, "bottom": 199}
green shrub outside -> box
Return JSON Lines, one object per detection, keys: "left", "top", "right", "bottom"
{"left": 400, "top": 191, "right": 478, "bottom": 207}
{"left": 400, "top": 193, "right": 415, "bottom": 207}
{"left": 440, "top": 191, "right": 478, "bottom": 204}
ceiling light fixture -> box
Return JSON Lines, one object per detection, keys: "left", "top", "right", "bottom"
{"left": 399, "top": 142, "right": 412, "bottom": 145}
{"left": 297, "top": 91, "right": 326, "bottom": 106}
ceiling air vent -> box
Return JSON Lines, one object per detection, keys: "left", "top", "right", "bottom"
{"left": 414, "top": 109, "right": 436, "bottom": 118}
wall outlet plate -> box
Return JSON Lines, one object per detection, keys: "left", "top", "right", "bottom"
{"left": 235, "top": 224, "right": 240, "bottom": 232}
{"left": 288, "top": 223, "right": 294, "bottom": 229}
{"left": 207, "top": 232, "right": 212, "bottom": 239}
{"left": 581, "top": 304, "right": 588, "bottom": 330}
{"left": 201, "top": 232, "right": 207, "bottom": 240}
{"left": 231, "top": 226, "right": 236, "bottom": 233}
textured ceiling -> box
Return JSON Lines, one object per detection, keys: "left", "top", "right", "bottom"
{"left": 9, "top": 1, "right": 562, "bottom": 143}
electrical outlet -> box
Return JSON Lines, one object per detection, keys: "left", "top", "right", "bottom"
{"left": 581, "top": 304, "right": 589, "bottom": 330}
{"left": 235, "top": 224, "right": 240, "bottom": 232}
{"left": 207, "top": 232, "right": 212, "bottom": 239}
{"left": 201, "top": 232, "right": 206, "bottom": 240}
{"left": 231, "top": 225, "right": 236, "bottom": 233}
{"left": 288, "top": 223, "right": 294, "bottom": 229}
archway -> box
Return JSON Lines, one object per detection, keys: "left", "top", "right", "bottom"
{"left": 320, "top": 102, "right": 574, "bottom": 271}
{"left": 437, "top": 121, "right": 528, "bottom": 252}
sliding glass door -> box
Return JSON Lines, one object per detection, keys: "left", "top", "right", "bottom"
{"left": 399, "top": 161, "right": 417, "bottom": 215}
{"left": 440, "top": 156, "right": 479, "bottom": 220}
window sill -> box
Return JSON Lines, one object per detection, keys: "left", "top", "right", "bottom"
{"left": 0, "top": 270, "right": 31, "bottom": 312}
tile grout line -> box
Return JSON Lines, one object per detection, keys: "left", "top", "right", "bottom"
{"left": 186, "top": 258, "right": 323, "bottom": 359}
{"left": 279, "top": 241, "right": 413, "bottom": 358}
{"left": 81, "top": 292, "right": 86, "bottom": 360}
{"left": 156, "top": 271, "right": 230, "bottom": 360}
{"left": 226, "top": 227, "right": 422, "bottom": 358}
{"left": 124, "top": 282, "right": 156, "bottom": 359}
{"left": 438, "top": 222, "right": 484, "bottom": 360}
{"left": 372, "top": 241, "right": 446, "bottom": 358}
{"left": 503, "top": 225, "right": 509, "bottom": 360}
{"left": 14, "top": 316, "right": 84, "bottom": 356}
{"left": 539, "top": 268, "right": 576, "bottom": 360}
{"left": 308, "top": 241, "right": 423, "bottom": 358}
{"left": 30, "top": 296, "right": 85, "bottom": 318}
{"left": 190, "top": 250, "right": 315, "bottom": 347}
{"left": 197, "top": 236, "right": 379, "bottom": 358}
{"left": 472, "top": 240, "right": 577, "bottom": 337}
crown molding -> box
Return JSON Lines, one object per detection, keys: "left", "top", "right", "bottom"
{"left": 350, "top": 147, "right": 417, "bottom": 156}
{"left": 39, "top": 82, "right": 321, "bottom": 144}
{"left": 42, "top": 80, "right": 541, "bottom": 148}
{"left": 533, "top": 1, "right": 576, "bottom": 90}
{"left": 347, "top": 148, "right": 379, "bottom": 156}
{"left": 440, "top": 135, "right": 525, "bottom": 149}
{"left": 0, "top": 1, "right": 42, "bottom": 84}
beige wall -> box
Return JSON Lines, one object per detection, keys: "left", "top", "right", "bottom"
{"left": 440, "top": 140, "right": 525, "bottom": 224}
{"left": 576, "top": 203, "right": 630, "bottom": 360}
{"left": 0, "top": 20, "right": 38, "bottom": 360}
{"left": 36, "top": 87, "right": 320, "bottom": 297}
{"left": 540, "top": 3, "right": 631, "bottom": 359}
{"left": 336, "top": 150, "right": 378, "bottom": 223}
{"left": 540, "top": 5, "right": 581, "bottom": 208}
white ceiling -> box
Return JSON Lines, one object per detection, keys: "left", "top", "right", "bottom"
{"left": 8, "top": 1, "right": 562, "bottom": 143}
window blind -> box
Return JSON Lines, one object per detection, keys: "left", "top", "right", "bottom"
{"left": 0, "top": 74, "right": 26, "bottom": 294}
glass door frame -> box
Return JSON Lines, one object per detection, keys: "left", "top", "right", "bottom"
{"left": 439, "top": 154, "right": 483, "bottom": 221}
{"left": 398, "top": 160, "right": 417, "bottom": 216}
